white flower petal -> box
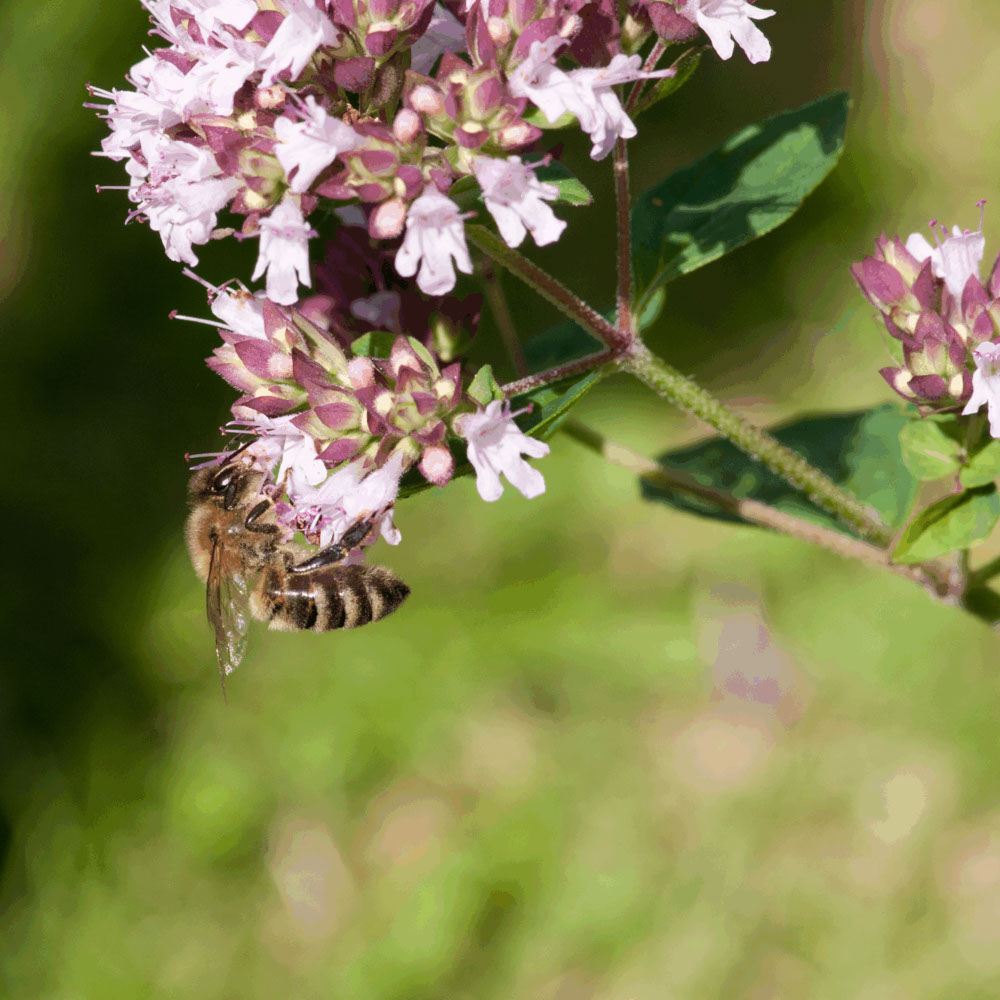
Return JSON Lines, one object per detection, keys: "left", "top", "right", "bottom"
{"left": 964, "top": 344, "right": 1000, "bottom": 438}
{"left": 274, "top": 96, "right": 362, "bottom": 193}
{"left": 459, "top": 400, "right": 550, "bottom": 502}
{"left": 251, "top": 195, "right": 313, "bottom": 305}
{"left": 395, "top": 189, "right": 472, "bottom": 295}
{"left": 682, "top": 0, "right": 775, "bottom": 64}
{"left": 473, "top": 155, "right": 567, "bottom": 249}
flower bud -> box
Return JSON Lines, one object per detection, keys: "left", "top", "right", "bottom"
{"left": 409, "top": 83, "right": 445, "bottom": 116}
{"left": 369, "top": 196, "right": 408, "bottom": 239}
{"left": 392, "top": 108, "right": 423, "bottom": 144}
{"left": 487, "top": 16, "right": 512, "bottom": 45}
{"left": 418, "top": 443, "right": 455, "bottom": 486}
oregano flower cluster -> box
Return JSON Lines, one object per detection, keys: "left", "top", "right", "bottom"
{"left": 91, "top": 0, "right": 775, "bottom": 562}
{"left": 852, "top": 204, "right": 1000, "bottom": 419}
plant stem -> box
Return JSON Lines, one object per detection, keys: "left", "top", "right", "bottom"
{"left": 466, "top": 224, "right": 629, "bottom": 353}
{"left": 502, "top": 351, "right": 615, "bottom": 398}
{"left": 626, "top": 39, "right": 668, "bottom": 112}
{"left": 471, "top": 222, "right": 894, "bottom": 546}
{"left": 613, "top": 138, "right": 634, "bottom": 340}
{"left": 481, "top": 262, "right": 528, "bottom": 376}
{"left": 563, "top": 419, "right": 956, "bottom": 599}
{"left": 970, "top": 551, "right": 1000, "bottom": 588}
{"left": 623, "top": 345, "right": 895, "bottom": 545}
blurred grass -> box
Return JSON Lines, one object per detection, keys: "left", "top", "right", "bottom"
{"left": 4, "top": 1, "right": 1000, "bottom": 997}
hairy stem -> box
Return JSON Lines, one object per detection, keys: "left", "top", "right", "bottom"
{"left": 624, "top": 345, "right": 895, "bottom": 545}
{"left": 613, "top": 138, "right": 634, "bottom": 341}
{"left": 564, "top": 420, "right": 955, "bottom": 599}
{"left": 481, "top": 262, "right": 528, "bottom": 377}
{"left": 502, "top": 351, "right": 615, "bottom": 397}
{"left": 626, "top": 39, "right": 668, "bottom": 112}
{"left": 467, "top": 224, "right": 630, "bottom": 353}
{"left": 471, "top": 223, "right": 893, "bottom": 546}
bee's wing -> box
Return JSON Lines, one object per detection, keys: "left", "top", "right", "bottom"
{"left": 206, "top": 536, "right": 251, "bottom": 686}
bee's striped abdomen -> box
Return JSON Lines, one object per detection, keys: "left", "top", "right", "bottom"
{"left": 256, "top": 564, "right": 409, "bottom": 633}
{"left": 318, "top": 565, "right": 409, "bottom": 631}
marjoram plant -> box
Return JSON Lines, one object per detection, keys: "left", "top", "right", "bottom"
{"left": 88, "top": 0, "right": 1000, "bottom": 677}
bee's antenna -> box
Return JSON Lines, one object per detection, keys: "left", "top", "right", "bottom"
{"left": 226, "top": 438, "right": 256, "bottom": 461}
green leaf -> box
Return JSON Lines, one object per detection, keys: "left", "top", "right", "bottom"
{"left": 406, "top": 336, "right": 439, "bottom": 373}
{"left": 523, "top": 107, "right": 575, "bottom": 130}
{"left": 632, "top": 47, "right": 703, "bottom": 117}
{"left": 961, "top": 439, "right": 1000, "bottom": 489}
{"left": 467, "top": 364, "right": 505, "bottom": 406}
{"left": 893, "top": 486, "right": 1000, "bottom": 564}
{"left": 899, "top": 417, "right": 964, "bottom": 480}
{"left": 447, "top": 174, "right": 478, "bottom": 206}
{"left": 532, "top": 161, "right": 593, "bottom": 206}
{"left": 350, "top": 332, "right": 397, "bottom": 358}
{"left": 641, "top": 404, "right": 917, "bottom": 536}
{"left": 522, "top": 318, "right": 603, "bottom": 371}
{"left": 632, "top": 91, "right": 850, "bottom": 316}
{"left": 513, "top": 371, "right": 604, "bottom": 441}
{"left": 637, "top": 286, "right": 666, "bottom": 331}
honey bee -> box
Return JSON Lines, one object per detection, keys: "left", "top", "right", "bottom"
{"left": 186, "top": 459, "right": 410, "bottom": 688}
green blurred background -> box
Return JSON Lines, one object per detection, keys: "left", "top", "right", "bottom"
{"left": 4, "top": 1, "right": 1000, "bottom": 996}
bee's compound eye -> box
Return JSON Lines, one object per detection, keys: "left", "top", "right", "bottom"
{"left": 211, "top": 465, "right": 238, "bottom": 494}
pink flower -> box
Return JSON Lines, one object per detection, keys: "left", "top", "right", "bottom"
{"left": 473, "top": 155, "right": 566, "bottom": 248}
{"left": 131, "top": 4, "right": 263, "bottom": 115}
{"left": 509, "top": 44, "right": 672, "bottom": 160}
{"left": 145, "top": 0, "right": 259, "bottom": 40}
{"left": 409, "top": 4, "right": 466, "bottom": 75}
{"left": 277, "top": 426, "right": 328, "bottom": 494}
{"left": 678, "top": 0, "right": 775, "bottom": 64}
{"left": 210, "top": 286, "right": 269, "bottom": 340}
{"left": 129, "top": 133, "right": 238, "bottom": 266}
{"left": 290, "top": 453, "right": 406, "bottom": 548}
{"left": 350, "top": 290, "right": 402, "bottom": 330}
{"left": 185, "top": 43, "right": 263, "bottom": 117}
{"left": 963, "top": 342, "right": 1000, "bottom": 437}
{"left": 176, "top": 0, "right": 258, "bottom": 33}
{"left": 236, "top": 413, "right": 303, "bottom": 472}
{"left": 93, "top": 84, "right": 182, "bottom": 159}
{"left": 232, "top": 414, "right": 325, "bottom": 487}
{"left": 905, "top": 208, "right": 987, "bottom": 300}
{"left": 340, "top": 453, "right": 405, "bottom": 545}
{"left": 457, "top": 401, "right": 550, "bottom": 502}
{"left": 274, "top": 96, "right": 363, "bottom": 193}
{"left": 251, "top": 195, "right": 315, "bottom": 305}
{"left": 258, "top": 0, "right": 342, "bottom": 87}
{"left": 394, "top": 189, "right": 473, "bottom": 296}
{"left": 128, "top": 52, "right": 212, "bottom": 120}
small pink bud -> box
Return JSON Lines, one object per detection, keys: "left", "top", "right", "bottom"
{"left": 256, "top": 85, "right": 287, "bottom": 110}
{"left": 456, "top": 123, "right": 489, "bottom": 148}
{"left": 559, "top": 14, "right": 582, "bottom": 38}
{"left": 392, "top": 108, "right": 422, "bottom": 144}
{"left": 487, "top": 17, "right": 511, "bottom": 45}
{"left": 409, "top": 84, "right": 445, "bottom": 116}
{"left": 419, "top": 444, "right": 455, "bottom": 486}
{"left": 498, "top": 122, "right": 540, "bottom": 150}
{"left": 369, "top": 196, "right": 408, "bottom": 239}
{"left": 365, "top": 24, "right": 398, "bottom": 57}
{"left": 348, "top": 356, "right": 376, "bottom": 389}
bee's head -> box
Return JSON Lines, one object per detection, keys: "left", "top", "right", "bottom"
{"left": 188, "top": 460, "right": 263, "bottom": 511}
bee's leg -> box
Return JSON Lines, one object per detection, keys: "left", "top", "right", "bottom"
{"left": 244, "top": 499, "right": 278, "bottom": 534}
{"left": 290, "top": 517, "right": 377, "bottom": 573}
